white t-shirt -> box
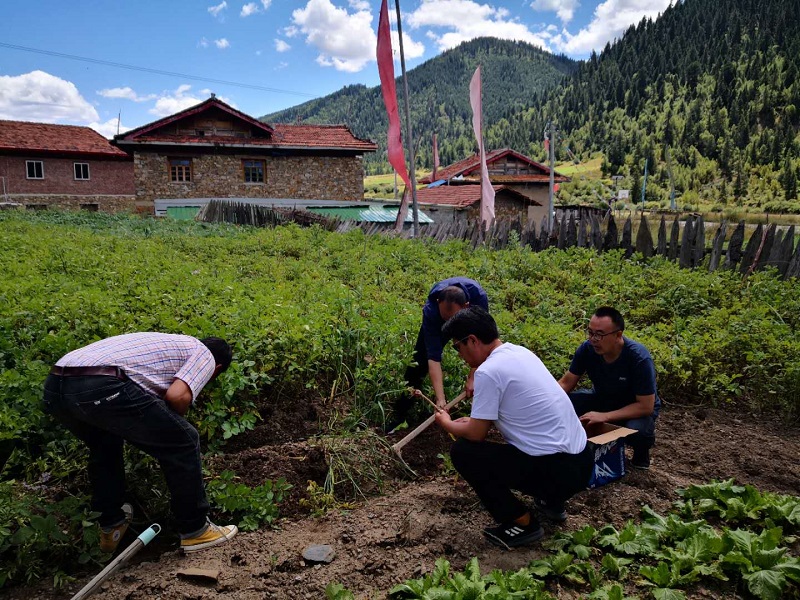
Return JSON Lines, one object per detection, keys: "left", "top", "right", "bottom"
{"left": 470, "top": 342, "right": 587, "bottom": 456}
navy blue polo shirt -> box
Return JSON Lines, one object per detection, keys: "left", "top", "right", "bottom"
{"left": 568, "top": 337, "right": 661, "bottom": 416}
{"left": 421, "top": 277, "right": 489, "bottom": 362}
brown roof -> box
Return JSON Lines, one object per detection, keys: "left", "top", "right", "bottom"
{"left": 115, "top": 97, "right": 376, "bottom": 153}
{"left": 415, "top": 184, "right": 540, "bottom": 209}
{"left": 420, "top": 148, "right": 566, "bottom": 184}
{"left": 0, "top": 120, "right": 130, "bottom": 158}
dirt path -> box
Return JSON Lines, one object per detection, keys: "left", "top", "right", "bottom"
{"left": 7, "top": 404, "right": 800, "bottom": 600}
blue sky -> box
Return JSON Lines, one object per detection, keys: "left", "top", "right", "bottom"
{"left": 0, "top": 0, "right": 672, "bottom": 138}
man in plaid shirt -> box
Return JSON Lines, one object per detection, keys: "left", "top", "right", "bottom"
{"left": 43, "top": 332, "right": 237, "bottom": 554}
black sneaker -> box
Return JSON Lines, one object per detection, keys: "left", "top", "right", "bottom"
{"left": 533, "top": 497, "right": 567, "bottom": 523}
{"left": 483, "top": 521, "right": 544, "bottom": 550}
{"left": 630, "top": 447, "right": 651, "bottom": 470}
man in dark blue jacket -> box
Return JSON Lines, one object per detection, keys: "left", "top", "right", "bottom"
{"left": 558, "top": 306, "right": 660, "bottom": 469}
{"left": 388, "top": 277, "right": 489, "bottom": 431}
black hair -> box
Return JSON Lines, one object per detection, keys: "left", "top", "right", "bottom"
{"left": 441, "top": 306, "right": 499, "bottom": 344}
{"left": 201, "top": 337, "right": 233, "bottom": 371}
{"left": 438, "top": 285, "right": 468, "bottom": 306}
{"left": 593, "top": 306, "right": 625, "bottom": 331}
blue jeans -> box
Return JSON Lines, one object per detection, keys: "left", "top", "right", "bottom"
{"left": 569, "top": 390, "right": 657, "bottom": 453}
{"left": 43, "top": 374, "right": 209, "bottom": 534}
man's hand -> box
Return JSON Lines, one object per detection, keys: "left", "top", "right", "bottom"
{"left": 579, "top": 411, "right": 608, "bottom": 426}
{"left": 434, "top": 407, "right": 451, "bottom": 427}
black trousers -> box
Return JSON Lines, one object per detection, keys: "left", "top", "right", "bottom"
{"left": 451, "top": 438, "right": 593, "bottom": 524}
{"left": 43, "top": 374, "right": 209, "bottom": 534}
{"left": 393, "top": 326, "right": 429, "bottom": 422}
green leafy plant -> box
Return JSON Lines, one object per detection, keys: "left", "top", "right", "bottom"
{"left": 205, "top": 470, "right": 291, "bottom": 531}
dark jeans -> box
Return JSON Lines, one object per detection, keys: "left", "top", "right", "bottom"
{"left": 43, "top": 374, "right": 209, "bottom": 534}
{"left": 393, "top": 326, "right": 429, "bottom": 423}
{"left": 569, "top": 390, "right": 657, "bottom": 456}
{"left": 451, "top": 438, "right": 593, "bottom": 524}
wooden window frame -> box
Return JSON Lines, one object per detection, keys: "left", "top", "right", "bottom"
{"left": 168, "top": 158, "right": 193, "bottom": 183}
{"left": 242, "top": 159, "right": 265, "bottom": 184}
{"left": 74, "top": 162, "right": 90, "bottom": 180}
{"left": 26, "top": 160, "right": 44, "bottom": 180}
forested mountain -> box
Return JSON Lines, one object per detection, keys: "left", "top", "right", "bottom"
{"left": 496, "top": 0, "right": 800, "bottom": 209}
{"left": 261, "top": 38, "right": 577, "bottom": 173}
{"left": 266, "top": 0, "right": 799, "bottom": 209}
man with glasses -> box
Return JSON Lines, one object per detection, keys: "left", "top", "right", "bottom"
{"left": 434, "top": 307, "right": 593, "bottom": 549}
{"left": 387, "top": 277, "right": 489, "bottom": 432}
{"left": 558, "top": 306, "right": 660, "bottom": 469}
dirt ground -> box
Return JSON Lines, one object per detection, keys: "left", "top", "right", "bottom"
{"left": 7, "top": 401, "right": 800, "bottom": 600}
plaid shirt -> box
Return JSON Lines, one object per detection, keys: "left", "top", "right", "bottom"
{"left": 56, "top": 333, "right": 216, "bottom": 403}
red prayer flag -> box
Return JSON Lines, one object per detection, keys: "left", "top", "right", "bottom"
{"left": 376, "top": 0, "right": 412, "bottom": 230}
{"left": 469, "top": 66, "right": 495, "bottom": 229}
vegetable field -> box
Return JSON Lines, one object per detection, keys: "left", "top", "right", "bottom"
{"left": 1, "top": 210, "right": 798, "bottom": 599}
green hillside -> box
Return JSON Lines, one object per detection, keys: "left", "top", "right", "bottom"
{"left": 261, "top": 38, "right": 577, "bottom": 173}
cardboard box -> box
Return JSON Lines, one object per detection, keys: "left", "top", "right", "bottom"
{"left": 584, "top": 423, "right": 637, "bottom": 488}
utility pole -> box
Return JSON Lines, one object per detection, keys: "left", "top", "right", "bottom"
{"left": 545, "top": 121, "right": 557, "bottom": 232}
{"left": 393, "top": 0, "right": 419, "bottom": 236}
{"left": 665, "top": 145, "right": 676, "bottom": 211}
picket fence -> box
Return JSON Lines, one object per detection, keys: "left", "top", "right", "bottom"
{"left": 197, "top": 200, "right": 800, "bottom": 280}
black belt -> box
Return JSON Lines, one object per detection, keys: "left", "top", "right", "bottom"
{"left": 50, "top": 365, "right": 128, "bottom": 381}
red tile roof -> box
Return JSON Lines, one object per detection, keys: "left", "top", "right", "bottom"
{"left": 419, "top": 148, "right": 566, "bottom": 184}
{"left": 415, "top": 184, "right": 540, "bottom": 209}
{"left": 0, "top": 120, "right": 130, "bottom": 158}
{"left": 115, "top": 97, "right": 376, "bottom": 153}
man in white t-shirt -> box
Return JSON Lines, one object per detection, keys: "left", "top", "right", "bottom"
{"left": 434, "top": 307, "right": 593, "bottom": 549}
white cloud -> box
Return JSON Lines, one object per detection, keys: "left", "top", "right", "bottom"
{"left": 275, "top": 61, "right": 289, "bottom": 70}
{"left": 407, "top": 0, "right": 549, "bottom": 52}
{"left": 208, "top": 1, "right": 227, "bottom": 17}
{"left": 261, "top": 0, "right": 271, "bottom": 7}
{"left": 0, "top": 71, "right": 99, "bottom": 123}
{"left": 88, "top": 118, "right": 131, "bottom": 139}
{"left": 349, "top": 0, "right": 369, "bottom": 9}
{"left": 198, "top": 37, "right": 210, "bottom": 47}
{"left": 148, "top": 86, "right": 236, "bottom": 117}
{"left": 531, "top": 0, "right": 580, "bottom": 24}
{"left": 283, "top": 25, "right": 299, "bottom": 38}
{"left": 291, "top": 0, "right": 376, "bottom": 72}
{"left": 214, "top": 38, "right": 231, "bottom": 49}
{"left": 241, "top": 2, "right": 259, "bottom": 17}
{"left": 391, "top": 31, "right": 425, "bottom": 60}
{"left": 274, "top": 39, "right": 291, "bottom": 52}
{"left": 550, "top": 0, "right": 672, "bottom": 55}
{"left": 97, "top": 87, "right": 156, "bottom": 103}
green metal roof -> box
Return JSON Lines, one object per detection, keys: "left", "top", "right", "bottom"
{"left": 166, "top": 206, "right": 201, "bottom": 220}
{"left": 308, "top": 206, "right": 433, "bottom": 223}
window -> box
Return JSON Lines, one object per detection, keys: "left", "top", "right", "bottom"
{"left": 169, "top": 158, "right": 192, "bottom": 182}
{"left": 74, "top": 163, "right": 90, "bottom": 180}
{"left": 243, "top": 159, "right": 265, "bottom": 183}
{"left": 26, "top": 160, "right": 44, "bottom": 179}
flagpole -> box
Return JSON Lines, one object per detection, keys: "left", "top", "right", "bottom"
{"left": 393, "top": 0, "right": 419, "bottom": 236}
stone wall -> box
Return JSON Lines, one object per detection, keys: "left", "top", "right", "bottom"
{"left": 4, "top": 194, "right": 136, "bottom": 212}
{"left": 134, "top": 152, "right": 365, "bottom": 212}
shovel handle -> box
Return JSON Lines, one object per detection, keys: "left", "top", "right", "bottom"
{"left": 391, "top": 392, "right": 467, "bottom": 455}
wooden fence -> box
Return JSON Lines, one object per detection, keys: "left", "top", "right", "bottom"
{"left": 198, "top": 200, "right": 800, "bottom": 280}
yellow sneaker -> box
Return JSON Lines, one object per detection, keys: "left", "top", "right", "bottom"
{"left": 99, "top": 503, "right": 133, "bottom": 554}
{"left": 180, "top": 521, "right": 238, "bottom": 554}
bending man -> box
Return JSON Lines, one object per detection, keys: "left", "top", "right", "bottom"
{"left": 43, "top": 332, "right": 238, "bottom": 554}
{"left": 435, "top": 307, "right": 592, "bottom": 549}
{"left": 389, "top": 277, "right": 488, "bottom": 431}
{"left": 558, "top": 306, "right": 660, "bottom": 469}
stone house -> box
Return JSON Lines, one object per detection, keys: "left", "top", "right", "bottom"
{"left": 113, "top": 97, "right": 377, "bottom": 213}
{"left": 415, "top": 184, "right": 547, "bottom": 225}
{"left": 0, "top": 120, "right": 134, "bottom": 211}
{"left": 419, "top": 148, "right": 569, "bottom": 221}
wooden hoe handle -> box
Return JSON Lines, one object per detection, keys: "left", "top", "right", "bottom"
{"left": 391, "top": 391, "right": 467, "bottom": 455}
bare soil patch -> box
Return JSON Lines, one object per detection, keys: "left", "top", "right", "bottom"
{"left": 6, "top": 402, "right": 799, "bottom": 600}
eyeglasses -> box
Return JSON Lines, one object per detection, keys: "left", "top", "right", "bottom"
{"left": 452, "top": 336, "right": 471, "bottom": 351}
{"left": 586, "top": 328, "right": 620, "bottom": 341}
